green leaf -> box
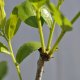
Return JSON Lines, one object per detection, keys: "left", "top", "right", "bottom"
{"left": 0, "top": 0, "right": 6, "bottom": 30}
{"left": 41, "top": 6, "right": 53, "bottom": 28}
{"left": 18, "top": 1, "right": 35, "bottom": 21}
{"left": 0, "top": 42, "right": 10, "bottom": 54}
{"left": 17, "top": 0, "right": 44, "bottom": 28}
{"left": 47, "top": 3, "right": 72, "bottom": 31}
{"left": 17, "top": 1, "right": 37, "bottom": 27}
{"left": 5, "top": 7, "right": 21, "bottom": 40}
{"left": 16, "top": 41, "right": 41, "bottom": 63}
{"left": 0, "top": 61, "right": 8, "bottom": 79}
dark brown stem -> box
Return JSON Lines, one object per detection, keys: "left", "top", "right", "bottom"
{"left": 35, "top": 56, "right": 45, "bottom": 80}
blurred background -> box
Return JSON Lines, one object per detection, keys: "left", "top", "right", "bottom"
{"left": 0, "top": 0, "right": 80, "bottom": 80}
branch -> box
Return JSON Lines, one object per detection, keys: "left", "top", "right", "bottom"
{"left": 35, "top": 56, "right": 44, "bottom": 80}
{"left": 71, "top": 12, "right": 80, "bottom": 24}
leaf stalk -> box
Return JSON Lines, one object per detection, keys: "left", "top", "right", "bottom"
{"left": 49, "top": 31, "right": 65, "bottom": 56}
{"left": 71, "top": 12, "right": 80, "bottom": 24}
{"left": 46, "top": 21, "right": 56, "bottom": 51}
{"left": 36, "top": 10, "right": 45, "bottom": 53}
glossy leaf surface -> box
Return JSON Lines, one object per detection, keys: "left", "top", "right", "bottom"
{"left": 41, "top": 6, "right": 53, "bottom": 28}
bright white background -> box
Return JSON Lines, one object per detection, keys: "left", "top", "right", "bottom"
{"left": 0, "top": 0, "right": 80, "bottom": 80}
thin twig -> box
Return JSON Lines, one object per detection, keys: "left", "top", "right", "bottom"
{"left": 71, "top": 12, "right": 80, "bottom": 24}
{"left": 8, "top": 40, "right": 22, "bottom": 80}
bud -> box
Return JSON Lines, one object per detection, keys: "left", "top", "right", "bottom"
{"left": 0, "top": 0, "right": 6, "bottom": 28}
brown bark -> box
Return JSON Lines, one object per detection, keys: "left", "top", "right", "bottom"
{"left": 35, "top": 57, "right": 45, "bottom": 80}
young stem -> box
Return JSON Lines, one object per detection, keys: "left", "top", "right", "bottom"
{"left": 46, "top": 0, "right": 63, "bottom": 51}
{"left": 49, "top": 31, "right": 66, "bottom": 56}
{"left": 46, "top": 21, "right": 55, "bottom": 51}
{"left": 35, "top": 56, "right": 45, "bottom": 80}
{"left": 8, "top": 40, "right": 22, "bottom": 80}
{"left": 71, "top": 12, "right": 80, "bottom": 24}
{"left": 36, "top": 10, "right": 45, "bottom": 53}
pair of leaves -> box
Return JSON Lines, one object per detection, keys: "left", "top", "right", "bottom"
{"left": 17, "top": 0, "right": 53, "bottom": 29}
{"left": 16, "top": 41, "right": 41, "bottom": 64}
{"left": 0, "top": 61, "right": 8, "bottom": 79}
{"left": 0, "top": 0, "right": 21, "bottom": 40}
{"left": 17, "top": 0, "right": 44, "bottom": 28}
{"left": 0, "top": 42, "right": 9, "bottom": 54}
{"left": 46, "top": 2, "right": 72, "bottom": 31}
{"left": 40, "top": 2, "right": 72, "bottom": 31}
